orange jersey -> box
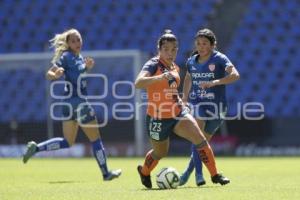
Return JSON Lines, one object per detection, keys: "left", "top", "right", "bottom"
{"left": 142, "top": 57, "right": 182, "bottom": 119}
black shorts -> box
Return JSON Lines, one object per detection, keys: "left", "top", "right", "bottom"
{"left": 145, "top": 107, "right": 190, "bottom": 141}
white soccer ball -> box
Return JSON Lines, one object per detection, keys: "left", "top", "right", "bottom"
{"left": 156, "top": 167, "right": 180, "bottom": 189}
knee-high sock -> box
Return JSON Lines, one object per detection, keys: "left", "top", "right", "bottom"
{"left": 141, "top": 150, "right": 159, "bottom": 176}
{"left": 196, "top": 141, "right": 217, "bottom": 177}
{"left": 192, "top": 144, "right": 203, "bottom": 176}
{"left": 37, "top": 137, "right": 69, "bottom": 152}
{"left": 183, "top": 145, "right": 195, "bottom": 174}
{"left": 92, "top": 138, "right": 109, "bottom": 177}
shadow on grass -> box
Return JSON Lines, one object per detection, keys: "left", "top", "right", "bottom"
{"left": 48, "top": 180, "right": 81, "bottom": 184}
{"left": 137, "top": 185, "right": 219, "bottom": 191}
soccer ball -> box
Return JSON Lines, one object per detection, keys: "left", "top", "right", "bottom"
{"left": 156, "top": 167, "right": 180, "bottom": 189}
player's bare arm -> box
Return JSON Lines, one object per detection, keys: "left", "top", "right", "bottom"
{"left": 200, "top": 65, "right": 240, "bottom": 89}
{"left": 85, "top": 57, "right": 95, "bottom": 70}
{"left": 46, "top": 66, "right": 64, "bottom": 80}
{"left": 182, "top": 72, "right": 191, "bottom": 104}
{"left": 135, "top": 70, "right": 171, "bottom": 89}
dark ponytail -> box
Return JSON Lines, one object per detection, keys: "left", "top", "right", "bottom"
{"left": 157, "top": 29, "right": 178, "bottom": 49}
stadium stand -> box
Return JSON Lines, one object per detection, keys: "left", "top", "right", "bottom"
{"left": 0, "top": 0, "right": 299, "bottom": 124}
{"left": 226, "top": 0, "right": 300, "bottom": 117}
{"left": 0, "top": 0, "right": 217, "bottom": 122}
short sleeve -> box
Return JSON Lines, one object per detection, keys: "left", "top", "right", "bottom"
{"left": 141, "top": 60, "right": 158, "bottom": 76}
{"left": 55, "top": 53, "right": 68, "bottom": 69}
{"left": 218, "top": 53, "right": 233, "bottom": 70}
{"left": 185, "top": 58, "right": 192, "bottom": 73}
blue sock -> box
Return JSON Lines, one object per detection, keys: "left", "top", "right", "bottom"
{"left": 37, "top": 137, "right": 69, "bottom": 152}
{"left": 183, "top": 145, "right": 195, "bottom": 175}
{"left": 92, "top": 138, "right": 109, "bottom": 177}
{"left": 185, "top": 155, "right": 195, "bottom": 174}
{"left": 192, "top": 144, "right": 203, "bottom": 177}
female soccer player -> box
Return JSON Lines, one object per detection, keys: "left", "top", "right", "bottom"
{"left": 180, "top": 28, "right": 239, "bottom": 186}
{"left": 135, "top": 29, "right": 229, "bottom": 189}
{"left": 22, "top": 28, "right": 121, "bottom": 181}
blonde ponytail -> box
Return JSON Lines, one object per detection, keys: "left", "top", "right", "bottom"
{"left": 49, "top": 29, "right": 81, "bottom": 64}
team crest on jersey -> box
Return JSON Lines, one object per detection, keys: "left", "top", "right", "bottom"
{"left": 208, "top": 64, "right": 215, "bottom": 71}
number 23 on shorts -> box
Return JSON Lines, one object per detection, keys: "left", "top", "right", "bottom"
{"left": 149, "top": 121, "right": 162, "bottom": 140}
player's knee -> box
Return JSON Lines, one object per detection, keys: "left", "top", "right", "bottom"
{"left": 192, "top": 131, "right": 206, "bottom": 144}
{"left": 191, "top": 130, "right": 209, "bottom": 145}
{"left": 194, "top": 140, "right": 208, "bottom": 149}
{"left": 204, "top": 132, "right": 213, "bottom": 141}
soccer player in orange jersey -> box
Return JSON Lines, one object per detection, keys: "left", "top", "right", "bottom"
{"left": 135, "top": 29, "right": 230, "bottom": 189}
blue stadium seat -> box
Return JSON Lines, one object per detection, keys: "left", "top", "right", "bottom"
{"left": 225, "top": 0, "right": 300, "bottom": 117}
{"left": 0, "top": 0, "right": 218, "bottom": 64}
{"left": 1, "top": 0, "right": 299, "bottom": 121}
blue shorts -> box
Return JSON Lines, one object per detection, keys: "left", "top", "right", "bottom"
{"left": 62, "top": 97, "right": 96, "bottom": 124}
{"left": 192, "top": 104, "right": 227, "bottom": 135}
{"left": 203, "top": 118, "right": 225, "bottom": 135}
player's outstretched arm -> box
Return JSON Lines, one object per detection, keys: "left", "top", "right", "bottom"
{"left": 135, "top": 70, "right": 167, "bottom": 89}
{"left": 200, "top": 65, "right": 240, "bottom": 89}
{"left": 46, "top": 66, "right": 64, "bottom": 80}
{"left": 212, "top": 65, "right": 240, "bottom": 86}
{"left": 182, "top": 72, "right": 191, "bottom": 104}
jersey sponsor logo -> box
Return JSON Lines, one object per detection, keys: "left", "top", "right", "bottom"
{"left": 191, "top": 72, "right": 215, "bottom": 79}
{"left": 198, "top": 89, "right": 215, "bottom": 99}
{"left": 208, "top": 64, "right": 215, "bottom": 71}
{"left": 191, "top": 89, "right": 215, "bottom": 100}
{"left": 170, "top": 81, "right": 177, "bottom": 88}
{"left": 78, "top": 64, "right": 85, "bottom": 71}
{"left": 203, "top": 92, "right": 215, "bottom": 100}
{"left": 150, "top": 131, "right": 160, "bottom": 140}
{"left": 192, "top": 80, "right": 210, "bottom": 86}
{"left": 75, "top": 60, "right": 82, "bottom": 65}
{"left": 190, "top": 65, "right": 197, "bottom": 71}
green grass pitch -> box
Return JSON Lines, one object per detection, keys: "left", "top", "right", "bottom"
{"left": 1, "top": 157, "right": 299, "bottom": 200}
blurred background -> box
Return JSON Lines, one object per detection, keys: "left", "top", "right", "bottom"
{"left": 0, "top": 0, "right": 299, "bottom": 157}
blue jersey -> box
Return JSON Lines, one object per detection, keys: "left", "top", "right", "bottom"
{"left": 186, "top": 50, "right": 233, "bottom": 116}
{"left": 56, "top": 51, "right": 88, "bottom": 97}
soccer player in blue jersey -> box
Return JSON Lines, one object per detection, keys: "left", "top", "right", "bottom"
{"left": 22, "top": 29, "right": 121, "bottom": 181}
{"left": 180, "top": 28, "right": 239, "bottom": 186}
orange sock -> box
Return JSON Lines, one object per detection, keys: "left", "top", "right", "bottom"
{"left": 141, "top": 150, "right": 159, "bottom": 176}
{"left": 197, "top": 144, "right": 217, "bottom": 177}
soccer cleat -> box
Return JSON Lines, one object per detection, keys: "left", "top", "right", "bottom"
{"left": 195, "top": 174, "right": 206, "bottom": 186}
{"left": 103, "top": 169, "right": 122, "bottom": 181}
{"left": 23, "top": 141, "right": 38, "bottom": 164}
{"left": 211, "top": 173, "right": 230, "bottom": 185}
{"left": 179, "top": 171, "right": 191, "bottom": 186}
{"left": 137, "top": 165, "right": 152, "bottom": 189}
